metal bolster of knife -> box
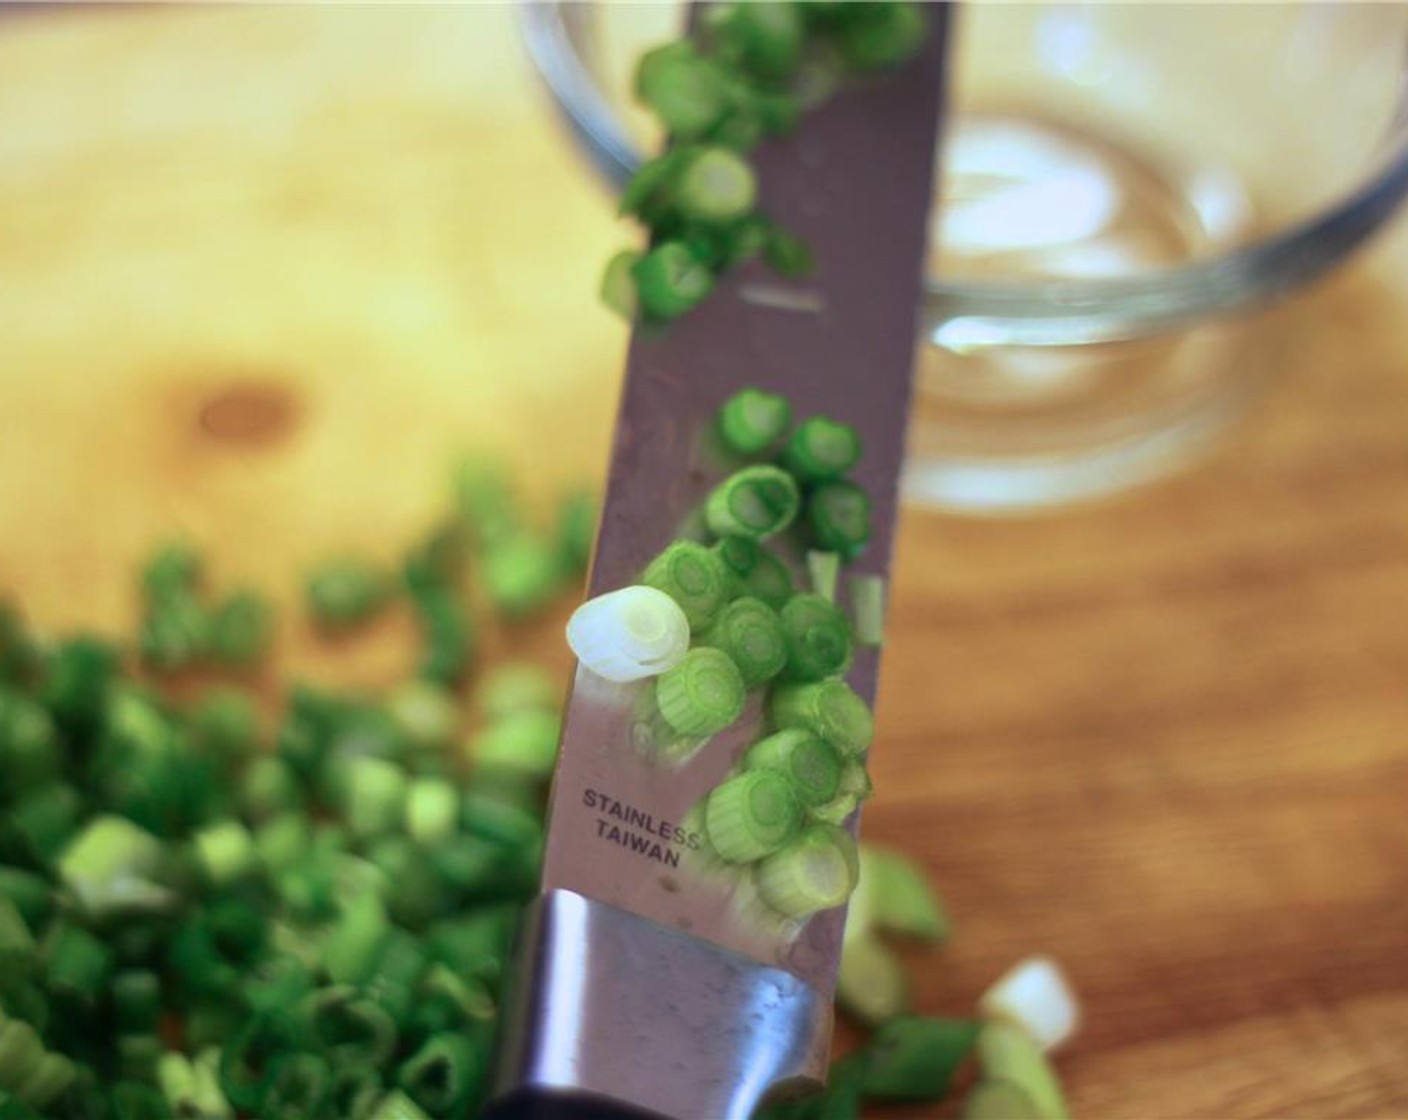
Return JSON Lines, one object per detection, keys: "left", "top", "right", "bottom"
{"left": 486, "top": 889, "right": 832, "bottom": 1120}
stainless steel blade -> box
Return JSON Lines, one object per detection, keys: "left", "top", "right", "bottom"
{"left": 542, "top": 9, "right": 951, "bottom": 997}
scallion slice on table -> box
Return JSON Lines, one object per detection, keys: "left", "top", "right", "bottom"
{"left": 305, "top": 558, "right": 391, "bottom": 631}
{"left": 705, "top": 465, "right": 801, "bottom": 539}
{"left": 963, "top": 1078, "right": 1045, "bottom": 1120}
{"left": 704, "top": 770, "right": 802, "bottom": 863}
{"left": 837, "top": 932, "right": 910, "bottom": 1026}
{"left": 755, "top": 822, "right": 858, "bottom": 918}
{"left": 770, "top": 679, "right": 874, "bottom": 756}
{"left": 743, "top": 728, "right": 843, "bottom": 808}
{"left": 779, "top": 593, "right": 854, "bottom": 682}
{"left": 654, "top": 647, "right": 746, "bottom": 738}
{"left": 807, "top": 479, "right": 872, "bottom": 560}
{"left": 862, "top": 1016, "right": 981, "bottom": 1101}
{"left": 566, "top": 586, "right": 691, "bottom": 682}
{"left": 783, "top": 415, "right": 863, "bottom": 483}
{"left": 717, "top": 388, "right": 793, "bottom": 457}
{"left": 979, "top": 957, "right": 1080, "bottom": 1053}
{"left": 698, "top": 596, "right": 787, "bottom": 686}
{"left": 642, "top": 541, "right": 733, "bottom": 631}
{"left": 851, "top": 844, "right": 950, "bottom": 944}
{"left": 975, "top": 1021, "right": 1070, "bottom": 1120}
{"left": 839, "top": 0, "right": 930, "bottom": 71}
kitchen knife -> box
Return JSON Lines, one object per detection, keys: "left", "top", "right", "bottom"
{"left": 490, "top": 8, "right": 951, "bottom": 1118}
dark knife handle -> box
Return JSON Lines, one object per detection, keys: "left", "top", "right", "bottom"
{"left": 486, "top": 891, "right": 830, "bottom": 1120}
{"left": 485, "top": 1089, "right": 667, "bottom": 1120}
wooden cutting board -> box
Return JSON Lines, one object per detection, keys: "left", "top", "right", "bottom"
{"left": 3, "top": 7, "right": 1408, "bottom": 1117}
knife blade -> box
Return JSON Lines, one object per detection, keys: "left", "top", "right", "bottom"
{"left": 491, "top": 7, "right": 951, "bottom": 1118}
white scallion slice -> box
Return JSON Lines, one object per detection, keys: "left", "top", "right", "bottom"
{"left": 566, "top": 586, "right": 691, "bottom": 682}
{"left": 979, "top": 956, "right": 1080, "bottom": 1053}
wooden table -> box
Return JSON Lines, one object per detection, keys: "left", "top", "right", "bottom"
{"left": 3, "top": 8, "right": 1407, "bottom": 1117}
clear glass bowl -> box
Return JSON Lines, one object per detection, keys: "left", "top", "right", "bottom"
{"left": 521, "top": 2, "right": 1408, "bottom": 513}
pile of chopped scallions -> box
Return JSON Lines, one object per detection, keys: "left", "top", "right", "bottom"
{"left": 566, "top": 388, "right": 883, "bottom": 922}
{"left": 0, "top": 461, "right": 591, "bottom": 1120}
{"left": 603, "top": 2, "right": 930, "bottom": 325}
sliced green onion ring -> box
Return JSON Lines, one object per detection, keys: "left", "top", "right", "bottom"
{"left": 654, "top": 648, "right": 746, "bottom": 737}
{"left": 566, "top": 586, "right": 691, "bottom": 683}
{"left": 704, "top": 770, "right": 802, "bottom": 863}
{"left": 755, "top": 823, "right": 858, "bottom": 918}
{"left": 705, "top": 465, "right": 801, "bottom": 539}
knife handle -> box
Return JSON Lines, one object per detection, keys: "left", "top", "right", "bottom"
{"left": 486, "top": 1089, "right": 665, "bottom": 1120}
{"left": 486, "top": 889, "right": 831, "bottom": 1120}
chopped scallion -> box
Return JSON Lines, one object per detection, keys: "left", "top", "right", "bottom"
{"left": 704, "top": 771, "right": 802, "bottom": 863}
{"left": 780, "top": 593, "right": 854, "bottom": 682}
{"left": 632, "top": 242, "right": 715, "bottom": 322}
{"left": 770, "top": 680, "right": 873, "bottom": 756}
{"left": 717, "top": 388, "right": 793, "bottom": 457}
{"left": 806, "top": 480, "right": 872, "bottom": 561}
{"left": 642, "top": 541, "right": 732, "bottom": 632}
{"left": 755, "top": 823, "right": 858, "bottom": 918}
{"left": 705, "top": 465, "right": 800, "bottom": 540}
{"left": 654, "top": 648, "right": 746, "bottom": 738}
{"left": 743, "top": 728, "right": 843, "bottom": 808}
{"left": 862, "top": 1016, "right": 981, "bottom": 1101}
{"left": 698, "top": 596, "right": 787, "bottom": 687}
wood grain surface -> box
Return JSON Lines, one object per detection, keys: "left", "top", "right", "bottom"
{"left": 3, "top": 8, "right": 1408, "bottom": 1118}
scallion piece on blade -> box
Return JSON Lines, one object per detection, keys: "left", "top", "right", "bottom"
{"left": 600, "top": 250, "right": 642, "bottom": 321}
{"left": 305, "top": 558, "right": 391, "bottom": 630}
{"left": 813, "top": 758, "right": 873, "bottom": 825}
{"left": 851, "top": 574, "right": 886, "bottom": 647}
{"left": 705, "top": 465, "right": 801, "bottom": 540}
{"left": 744, "top": 548, "right": 795, "bottom": 612}
{"left": 468, "top": 709, "right": 560, "bottom": 779}
{"left": 261, "top": 1052, "right": 331, "bottom": 1118}
{"left": 807, "top": 480, "right": 872, "bottom": 561}
{"left": 770, "top": 680, "right": 873, "bottom": 756}
{"left": 655, "top": 648, "right": 746, "bottom": 738}
{"left": 975, "top": 1021, "right": 1069, "bottom": 1120}
{"left": 618, "top": 149, "right": 689, "bottom": 223}
{"left": 840, "top": 1, "right": 929, "bottom": 71}
{"left": 763, "top": 224, "right": 814, "bottom": 279}
{"left": 717, "top": 388, "right": 793, "bottom": 457}
{"left": 837, "top": 933, "right": 910, "bottom": 1027}
{"left": 862, "top": 1016, "right": 981, "bottom": 1101}
{"left": 632, "top": 242, "right": 715, "bottom": 322}
{"left": 642, "top": 541, "right": 732, "bottom": 632}
{"left": 713, "top": 535, "right": 760, "bottom": 579}
{"left": 698, "top": 596, "right": 787, "bottom": 687}
{"left": 396, "top": 1034, "right": 482, "bottom": 1116}
{"left": 744, "top": 728, "right": 843, "bottom": 808}
{"left": 755, "top": 823, "right": 858, "bottom": 918}
{"left": 979, "top": 957, "right": 1080, "bottom": 1053}
{"left": 807, "top": 551, "right": 841, "bottom": 603}
{"left": 783, "top": 416, "right": 863, "bottom": 483}
{"left": 566, "top": 586, "right": 691, "bottom": 683}
{"left": 634, "top": 43, "right": 730, "bottom": 139}
{"left": 675, "top": 146, "right": 758, "bottom": 223}
{"left": 964, "top": 1079, "right": 1045, "bottom": 1120}
{"left": 856, "top": 845, "right": 950, "bottom": 943}
{"left": 780, "top": 593, "right": 854, "bottom": 682}
{"left": 705, "top": 771, "right": 802, "bottom": 863}
{"left": 705, "top": 0, "right": 805, "bottom": 80}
